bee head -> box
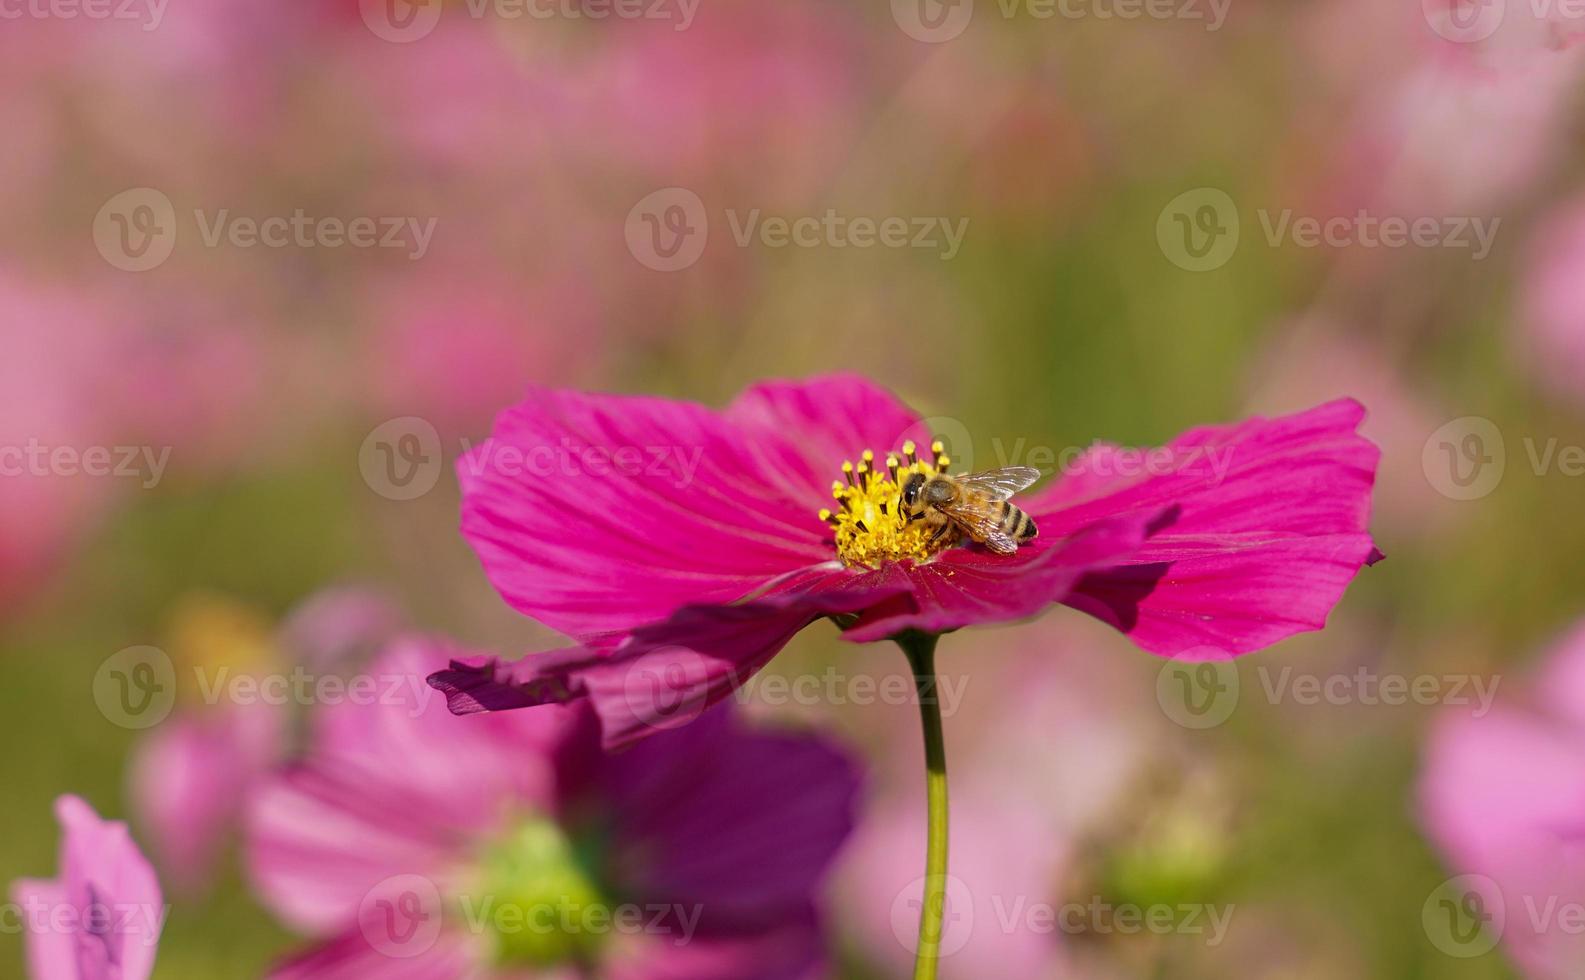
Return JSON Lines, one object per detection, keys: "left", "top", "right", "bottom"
{"left": 901, "top": 472, "right": 927, "bottom": 515}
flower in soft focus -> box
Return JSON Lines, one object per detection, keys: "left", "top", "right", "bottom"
{"left": 246, "top": 638, "right": 859, "bottom": 978}
{"left": 129, "top": 588, "right": 401, "bottom": 894}
{"left": 1521, "top": 193, "right": 1585, "bottom": 407}
{"left": 429, "top": 374, "right": 1380, "bottom": 747}
{"left": 0, "top": 275, "right": 118, "bottom": 615}
{"left": 1420, "top": 621, "right": 1585, "bottom": 978}
{"left": 359, "top": 262, "right": 603, "bottom": 440}
{"left": 1246, "top": 322, "right": 1455, "bottom": 538}
{"left": 8, "top": 795, "right": 164, "bottom": 980}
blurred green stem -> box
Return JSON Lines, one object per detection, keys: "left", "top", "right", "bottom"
{"left": 898, "top": 630, "right": 948, "bottom": 980}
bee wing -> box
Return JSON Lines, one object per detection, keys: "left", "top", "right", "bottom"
{"left": 938, "top": 498, "right": 1020, "bottom": 555}
{"left": 954, "top": 466, "right": 1041, "bottom": 501}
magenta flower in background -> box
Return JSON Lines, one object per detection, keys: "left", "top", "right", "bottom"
{"left": 9, "top": 795, "right": 164, "bottom": 980}
{"left": 129, "top": 588, "right": 402, "bottom": 894}
{"left": 1420, "top": 621, "right": 1585, "bottom": 978}
{"left": 246, "top": 637, "right": 859, "bottom": 979}
{"left": 429, "top": 374, "right": 1380, "bottom": 748}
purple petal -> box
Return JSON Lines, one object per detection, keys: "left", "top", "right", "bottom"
{"left": 1028, "top": 399, "right": 1381, "bottom": 656}
{"left": 430, "top": 574, "right": 904, "bottom": 749}
{"left": 604, "top": 911, "right": 827, "bottom": 980}
{"left": 48, "top": 795, "right": 164, "bottom": 980}
{"left": 600, "top": 716, "right": 860, "bottom": 925}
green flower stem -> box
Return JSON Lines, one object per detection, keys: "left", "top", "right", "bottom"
{"left": 898, "top": 630, "right": 949, "bottom": 980}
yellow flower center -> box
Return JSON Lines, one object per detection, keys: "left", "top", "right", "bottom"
{"left": 820, "top": 439, "right": 955, "bottom": 568}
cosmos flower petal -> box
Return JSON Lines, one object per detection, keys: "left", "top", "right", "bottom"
{"left": 429, "top": 574, "right": 912, "bottom": 749}
{"left": 128, "top": 704, "right": 283, "bottom": 894}
{"left": 602, "top": 716, "right": 861, "bottom": 923}
{"left": 249, "top": 635, "right": 858, "bottom": 978}
{"left": 839, "top": 512, "right": 1157, "bottom": 642}
{"left": 265, "top": 927, "right": 477, "bottom": 980}
{"left": 248, "top": 640, "right": 565, "bottom": 932}
{"left": 459, "top": 385, "right": 842, "bottom": 639}
{"left": 724, "top": 373, "right": 927, "bottom": 504}
{"left": 1027, "top": 399, "right": 1381, "bottom": 656}
{"left": 8, "top": 878, "right": 75, "bottom": 980}
{"left": 13, "top": 796, "right": 165, "bottom": 980}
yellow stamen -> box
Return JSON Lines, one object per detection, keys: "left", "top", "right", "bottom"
{"left": 820, "top": 437, "right": 954, "bottom": 568}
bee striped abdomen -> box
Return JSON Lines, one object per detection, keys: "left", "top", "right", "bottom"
{"left": 998, "top": 499, "right": 1037, "bottom": 541}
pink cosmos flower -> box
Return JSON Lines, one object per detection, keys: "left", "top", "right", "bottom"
{"left": 9, "top": 796, "right": 164, "bottom": 980}
{"left": 429, "top": 375, "right": 1380, "bottom": 748}
{"left": 129, "top": 588, "right": 402, "bottom": 894}
{"left": 1419, "top": 621, "right": 1585, "bottom": 978}
{"left": 246, "top": 637, "right": 858, "bottom": 979}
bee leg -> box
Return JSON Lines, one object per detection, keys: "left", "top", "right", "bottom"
{"left": 925, "top": 522, "right": 956, "bottom": 549}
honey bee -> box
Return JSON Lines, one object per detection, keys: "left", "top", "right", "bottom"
{"left": 900, "top": 466, "right": 1041, "bottom": 556}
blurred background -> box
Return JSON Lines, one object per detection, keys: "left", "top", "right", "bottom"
{"left": 4, "top": 1, "right": 1585, "bottom": 977}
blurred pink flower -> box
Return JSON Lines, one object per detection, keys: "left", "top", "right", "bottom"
{"left": 428, "top": 375, "right": 1379, "bottom": 747}
{"left": 1420, "top": 621, "right": 1585, "bottom": 978}
{"left": 8, "top": 795, "right": 164, "bottom": 980}
{"left": 1246, "top": 324, "right": 1455, "bottom": 538}
{"left": 246, "top": 637, "right": 858, "bottom": 978}
{"left": 129, "top": 588, "right": 402, "bottom": 894}
{"left": 0, "top": 276, "right": 119, "bottom": 613}
{"left": 1522, "top": 193, "right": 1585, "bottom": 406}
{"left": 360, "top": 265, "right": 603, "bottom": 440}
{"left": 1322, "top": 52, "right": 1579, "bottom": 225}
{"left": 574, "top": 3, "right": 866, "bottom": 205}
